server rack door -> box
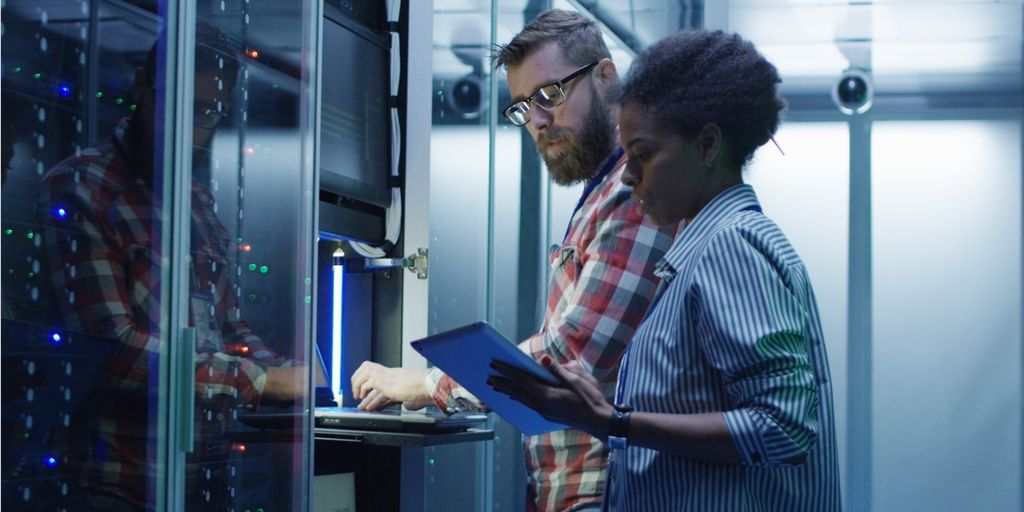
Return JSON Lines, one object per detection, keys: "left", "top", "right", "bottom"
{"left": 180, "top": 1, "right": 317, "bottom": 511}
{"left": 1, "top": 1, "right": 171, "bottom": 510}
{"left": 1, "top": 0, "right": 318, "bottom": 510}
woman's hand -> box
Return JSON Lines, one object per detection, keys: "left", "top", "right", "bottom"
{"left": 488, "top": 355, "right": 613, "bottom": 438}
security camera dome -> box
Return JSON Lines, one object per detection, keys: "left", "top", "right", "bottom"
{"left": 832, "top": 68, "right": 874, "bottom": 115}
{"left": 450, "top": 75, "right": 482, "bottom": 116}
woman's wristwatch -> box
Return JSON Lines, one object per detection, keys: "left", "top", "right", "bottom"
{"left": 607, "top": 404, "right": 633, "bottom": 450}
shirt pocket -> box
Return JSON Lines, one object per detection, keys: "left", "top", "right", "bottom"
{"left": 549, "top": 244, "right": 582, "bottom": 292}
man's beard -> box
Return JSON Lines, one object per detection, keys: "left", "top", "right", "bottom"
{"left": 537, "top": 87, "right": 615, "bottom": 186}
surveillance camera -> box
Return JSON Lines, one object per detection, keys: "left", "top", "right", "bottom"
{"left": 832, "top": 68, "right": 873, "bottom": 115}
{"left": 449, "top": 74, "right": 483, "bottom": 119}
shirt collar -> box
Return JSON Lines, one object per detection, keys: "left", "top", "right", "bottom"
{"left": 563, "top": 146, "right": 625, "bottom": 243}
{"left": 657, "top": 183, "right": 762, "bottom": 277}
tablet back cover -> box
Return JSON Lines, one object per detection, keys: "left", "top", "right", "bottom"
{"left": 411, "top": 322, "right": 567, "bottom": 436}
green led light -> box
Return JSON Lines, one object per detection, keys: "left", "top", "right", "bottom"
{"left": 4, "top": 229, "right": 13, "bottom": 235}
{"left": 26, "top": 272, "right": 34, "bottom": 278}
{"left": 247, "top": 293, "right": 256, "bottom": 302}
{"left": 25, "top": 231, "right": 34, "bottom": 239}
{"left": 258, "top": 509, "right": 265, "bottom": 512}
{"left": 236, "top": 237, "right": 244, "bottom": 243}
{"left": 95, "top": 91, "right": 103, "bottom": 98}
{"left": 428, "top": 458, "right": 436, "bottom": 465}
{"left": 115, "top": 98, "right": 124, "bottom": 105}
{"left": 304, "top": 295, "right": 311, "bottom": 304}
{"left": 129, "top": 104, "right": 137, "bottom": 111}
{"left": 14, "top": 67, "right": 22, "bottom": 73}
{"left": 32, "top": 72, "right": 41, "bottom": 79}
{"left": 259, "top": 265, "right": 268, "bottom": 274}
{"left": 304, "top": 277, "right": 311, "bottom": 285}
{"left": 247, "top": 263, "right": 257, "bottom": 272}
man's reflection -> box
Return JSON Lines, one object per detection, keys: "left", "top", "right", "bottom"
{"left": 39, "top": 24, "right": 305, "bottom": 511}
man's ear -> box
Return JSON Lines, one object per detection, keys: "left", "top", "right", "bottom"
{"left": 698, "top": 122, "right": 723, "bottom": 167}
{"left": 594, "top": 57, "right": 618, "bottom": 86}
{"left": 131, "top": 67, "right": 149, "bottom": 102}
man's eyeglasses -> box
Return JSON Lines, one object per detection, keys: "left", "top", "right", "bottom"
{"left": 502, "top": 61, "right": 597, "bottom": 126}
{"left": 194, "top": 103, "right": 229, "bottom": 129}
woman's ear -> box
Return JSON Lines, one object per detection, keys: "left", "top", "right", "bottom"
{"left": 698, "top": 122, "right": 722, "bottom": 168}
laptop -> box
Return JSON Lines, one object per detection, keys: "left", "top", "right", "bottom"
{"left": 311, "top": 344, "right": 488, "bottom": 434}
{"left": 237, "top": 344, "right": 487, "bottom": 434}
{"left": 314, "top": 406, "right": 487, "bottom": 434}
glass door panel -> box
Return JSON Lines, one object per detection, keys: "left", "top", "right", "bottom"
{"left": 872, "top": 120, "right": 1022, "bottom": 511}
{"left": 182, "top": 1, "right": 316, "bottom": 511}
{"left": 2, "top": 1, "right": 170, "bottom": 509}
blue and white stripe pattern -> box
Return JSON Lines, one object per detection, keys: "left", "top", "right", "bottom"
{"left": 607, "top": 184, "right": 842, "bottom": 511}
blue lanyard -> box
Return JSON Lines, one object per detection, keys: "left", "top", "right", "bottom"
{"left": 562, "top": 146, "right": 625, "bottom": 243}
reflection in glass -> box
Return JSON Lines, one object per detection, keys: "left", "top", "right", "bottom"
{"left": 186, "top": 1, "right": 315, "bottom": 510}
{"left": 3, "top": 1, "right": 166, "bottom": 509}
{"left": 2, "top": 0, "right": 315, "bottom": 509}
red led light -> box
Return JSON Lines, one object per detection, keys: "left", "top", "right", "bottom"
{"left": 244, "top": 147, "right": 255, "bottom": 155}
{"left": 240, "top": 243, "right": 252, "bottom": 252}
{"left": 232, "top": 443, "right": 247, "bottom": 452}
{"left": 246, "top": 48, "right": 260, "bottom": 59}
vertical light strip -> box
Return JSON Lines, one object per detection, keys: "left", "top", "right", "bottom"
{"left": 331, "top": 249, "right": 344, "bottom": 399}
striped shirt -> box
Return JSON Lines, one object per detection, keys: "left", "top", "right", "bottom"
{"left": 40, "top": 118, "right": 294, "bottom": 508}
{"left": 607, "top": 184, "right": 841, "bottom": 511}
{"left": 427, "top": 149, "right": 677, "bottom": 512}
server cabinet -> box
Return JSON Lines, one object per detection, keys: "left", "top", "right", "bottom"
{"left": 1, "top": 1, "right": 319, "bottom": 510}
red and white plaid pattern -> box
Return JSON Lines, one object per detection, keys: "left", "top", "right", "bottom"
{"left": 40, "top": 119, "right": 293, "bottom": 507}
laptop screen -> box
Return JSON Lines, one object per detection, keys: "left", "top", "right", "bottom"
{"left": 314, "top": 343, "right": 330, "bottom": 388}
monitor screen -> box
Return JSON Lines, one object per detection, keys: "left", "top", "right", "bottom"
{"left": 319, "top": 10, "right": 390, "bottom": 208}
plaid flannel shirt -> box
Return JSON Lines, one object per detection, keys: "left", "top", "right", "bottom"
{"left": 427, "top": 149, "right": 677, "bottom": 512}
{"left": 40, "top": 119, "right": 292, "bottom": 508}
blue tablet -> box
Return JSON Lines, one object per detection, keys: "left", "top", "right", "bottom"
{"left": 411, "top": 321, "right": 567, "bottom": 436}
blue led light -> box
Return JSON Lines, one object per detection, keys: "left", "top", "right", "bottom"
{"left": 57, "top": 85, "right": 72, "bottom": 97}
{"left": 45, "top": 456, "right": 57, "bottom": 467}
{"left": 331, "top": 261, "right": 344, "bottom": 398}
{"left": 55, "top": 207, "right": 68, "bottom": 218}
{"left": 50, "top": 332, "right": 62, "bottom": 344}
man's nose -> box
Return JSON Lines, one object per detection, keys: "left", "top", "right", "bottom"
{"left": 621, "top": 164, "right": 639, "bottom": 187}
{"left": 530, "top": 106, "right": 553, "bottom": 132}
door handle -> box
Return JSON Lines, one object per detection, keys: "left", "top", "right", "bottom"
{"left": 179, "top": 327, "right": 196, "bottom": 453}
